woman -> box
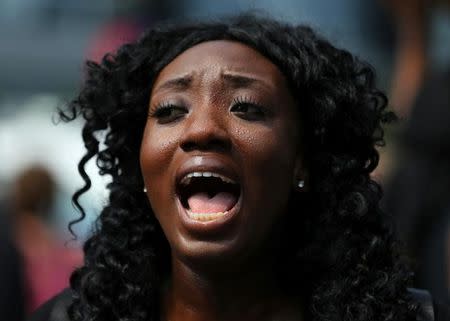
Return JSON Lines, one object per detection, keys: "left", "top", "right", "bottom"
{"left": 30, "top": 13, "right": 442, "bottom": 321}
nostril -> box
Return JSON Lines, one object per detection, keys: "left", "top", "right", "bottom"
{"left": 180, "top": 141, "right": 196, "bottom": 152}
{"left": 179, "top": 114, "right": 232, "bottom": 152}
{"left": 180, "top": 138, "right": 230, "bottom": 152}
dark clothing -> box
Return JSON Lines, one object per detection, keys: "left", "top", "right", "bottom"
{"left": 0, "top": 212, "right": 26, "bottom": 321}
{"left": 435, "top": 300, "right": 450, "bottom": 321}
{"left": 28, "top": 288, "right": 450, "bottom": 321}
{"left": 27, "top": 289, "right": 71, "bottom": 321}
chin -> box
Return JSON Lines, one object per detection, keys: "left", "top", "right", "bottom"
{"left": 171, "top": 233, "right": 253, "bottom": 269}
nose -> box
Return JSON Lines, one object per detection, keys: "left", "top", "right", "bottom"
{"left": 180, "top": 106, "right": 231, "bottom": 153}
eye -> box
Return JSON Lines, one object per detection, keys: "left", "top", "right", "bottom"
{"left": 230, "top": 97, "right": 267, "bottom": 121}
{"left": 149, "top": 103, "right": 188, "bottom": 124}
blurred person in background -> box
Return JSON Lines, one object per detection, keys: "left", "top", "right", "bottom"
{"left": 9, "top": 165, "right": 82, "bottom": 314}
{"left": 384, "top": 70, "right": 450, "bottom": 303}
{"left": 381, "top": 0, "right": 450, "bottom": 304}
{"left": 380, "top": 0, "right": 450, "bottom": 118}
{"left": 372, "top": 0, "right": 450, "bottom": 183}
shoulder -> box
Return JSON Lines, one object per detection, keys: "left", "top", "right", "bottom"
{"left": 409, "top": 288, "right": 450, "bottom": 321}
{"left": 27, "top": 288, "right": 73, "bottom": 321}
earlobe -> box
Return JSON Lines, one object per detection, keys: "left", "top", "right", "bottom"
{"left": 293, "top": 156, "right": 307, "bottom": 191}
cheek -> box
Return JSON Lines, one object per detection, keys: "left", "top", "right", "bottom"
{"left": 234, "top": 122, "right": 298, "bottom": 173}
{"left": 139, "top": 125, "right": 180, "bottom": 205}
{"left": 232, "top": 123, "right": 299, "bottom": 247}
{"left": 141, "top": 126, "right": 177, "bottom": 158}
{"left": 139, "top": 128, "right": 182, "bottom": 245}
{"left": 233, "top": 122, "right": 299, "bottom": 210}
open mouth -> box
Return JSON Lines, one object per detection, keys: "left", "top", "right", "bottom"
{"left": 177, "top": 172, "right": 241, "bottom": 222}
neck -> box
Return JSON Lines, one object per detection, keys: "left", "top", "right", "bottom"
{"left": 161, "top": 252, "right": 302, "bottom": 321}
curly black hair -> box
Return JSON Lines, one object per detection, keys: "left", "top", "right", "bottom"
{"left": 61, "top": 13, "right": 417, "bottom": 321}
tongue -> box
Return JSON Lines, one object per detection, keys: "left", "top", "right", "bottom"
{"left": 187, "top": 192, "right": 237, "bottom": 213}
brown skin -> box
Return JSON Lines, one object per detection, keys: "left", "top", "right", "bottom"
{"left": 140, "top": 40, "right": 305, "bottom": 321}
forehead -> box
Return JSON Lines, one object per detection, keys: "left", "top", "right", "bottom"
{"left": 152, "top": 40, "right": 288, "bottom": 91}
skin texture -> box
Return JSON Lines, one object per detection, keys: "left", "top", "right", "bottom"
{"left": 140, "top": 40, "right": 304, "bottom": 321}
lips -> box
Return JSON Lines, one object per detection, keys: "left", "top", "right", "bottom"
{"left": 174, "top": 156, "right": 242, "bottom": 229}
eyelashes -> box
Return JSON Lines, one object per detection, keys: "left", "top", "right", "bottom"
{"left": 148, "top": 102, "right": 187, "bottom": 124}
{"left": 148, "top": 96, "right": 270, "bottom": 124}
{"left": 230, "top": 96, "right": 268, "bottom": 121}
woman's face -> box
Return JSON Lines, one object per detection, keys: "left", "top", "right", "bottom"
{"left": 140, "top": 40, "right": 303, "bottom": 265}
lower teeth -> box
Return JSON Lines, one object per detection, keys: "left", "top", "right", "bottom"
{"left": 187, "top": 210, "right": 228, "bottom": 221}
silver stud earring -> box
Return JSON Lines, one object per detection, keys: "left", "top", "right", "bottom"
{"left": 297, "top": 180, "right": 305, "bottom": 188}
{"left": 143, "top": 187, "right": 147, "bottom": 193}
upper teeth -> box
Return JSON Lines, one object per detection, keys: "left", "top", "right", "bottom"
{"left": 180, "top": 172, "right": 236, "bottom": 185}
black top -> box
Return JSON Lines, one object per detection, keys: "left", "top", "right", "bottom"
{"left": 27, "top": 289, "right": 72, "bottom": 321}
{"left": 0, "top": 210, "right": 26, "bottom": 321}
{"left": 27, "top": 288, "right": 450, "bottom": 321}
{"left": 435, "top": 300, "right": 450, "bottom": 321}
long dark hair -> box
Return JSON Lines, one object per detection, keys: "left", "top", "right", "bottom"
{"left": 62, "top": 13, "right": 417, "bottom": 321}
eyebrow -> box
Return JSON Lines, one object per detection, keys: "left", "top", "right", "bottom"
{"left": 153, "top": 75, "right": 193, "bottom": 93}
{"left": 221, "top": 73, "right": 273, "bottom": 90}
{"left": 153, "top": 72, "right": 273, "bottom": 94}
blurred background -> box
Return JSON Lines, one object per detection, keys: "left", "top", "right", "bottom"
{"left": 0, "top": 0, "right": 449, "bottom": 319}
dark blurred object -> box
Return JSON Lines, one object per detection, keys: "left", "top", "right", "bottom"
{"left": 384, "top": 70, "right": 450, "bottom": 303}
{"left": 9, "top": 165, "right": 83, "bottom": 314}
{"left": 404, "top": 70, "right": 450, "bottom": 154}
{"left": 372, "top": 0, "right": 450, "bottom": 185}
{"left": 0, "top": 203, "right": 26, "bottom": 321}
